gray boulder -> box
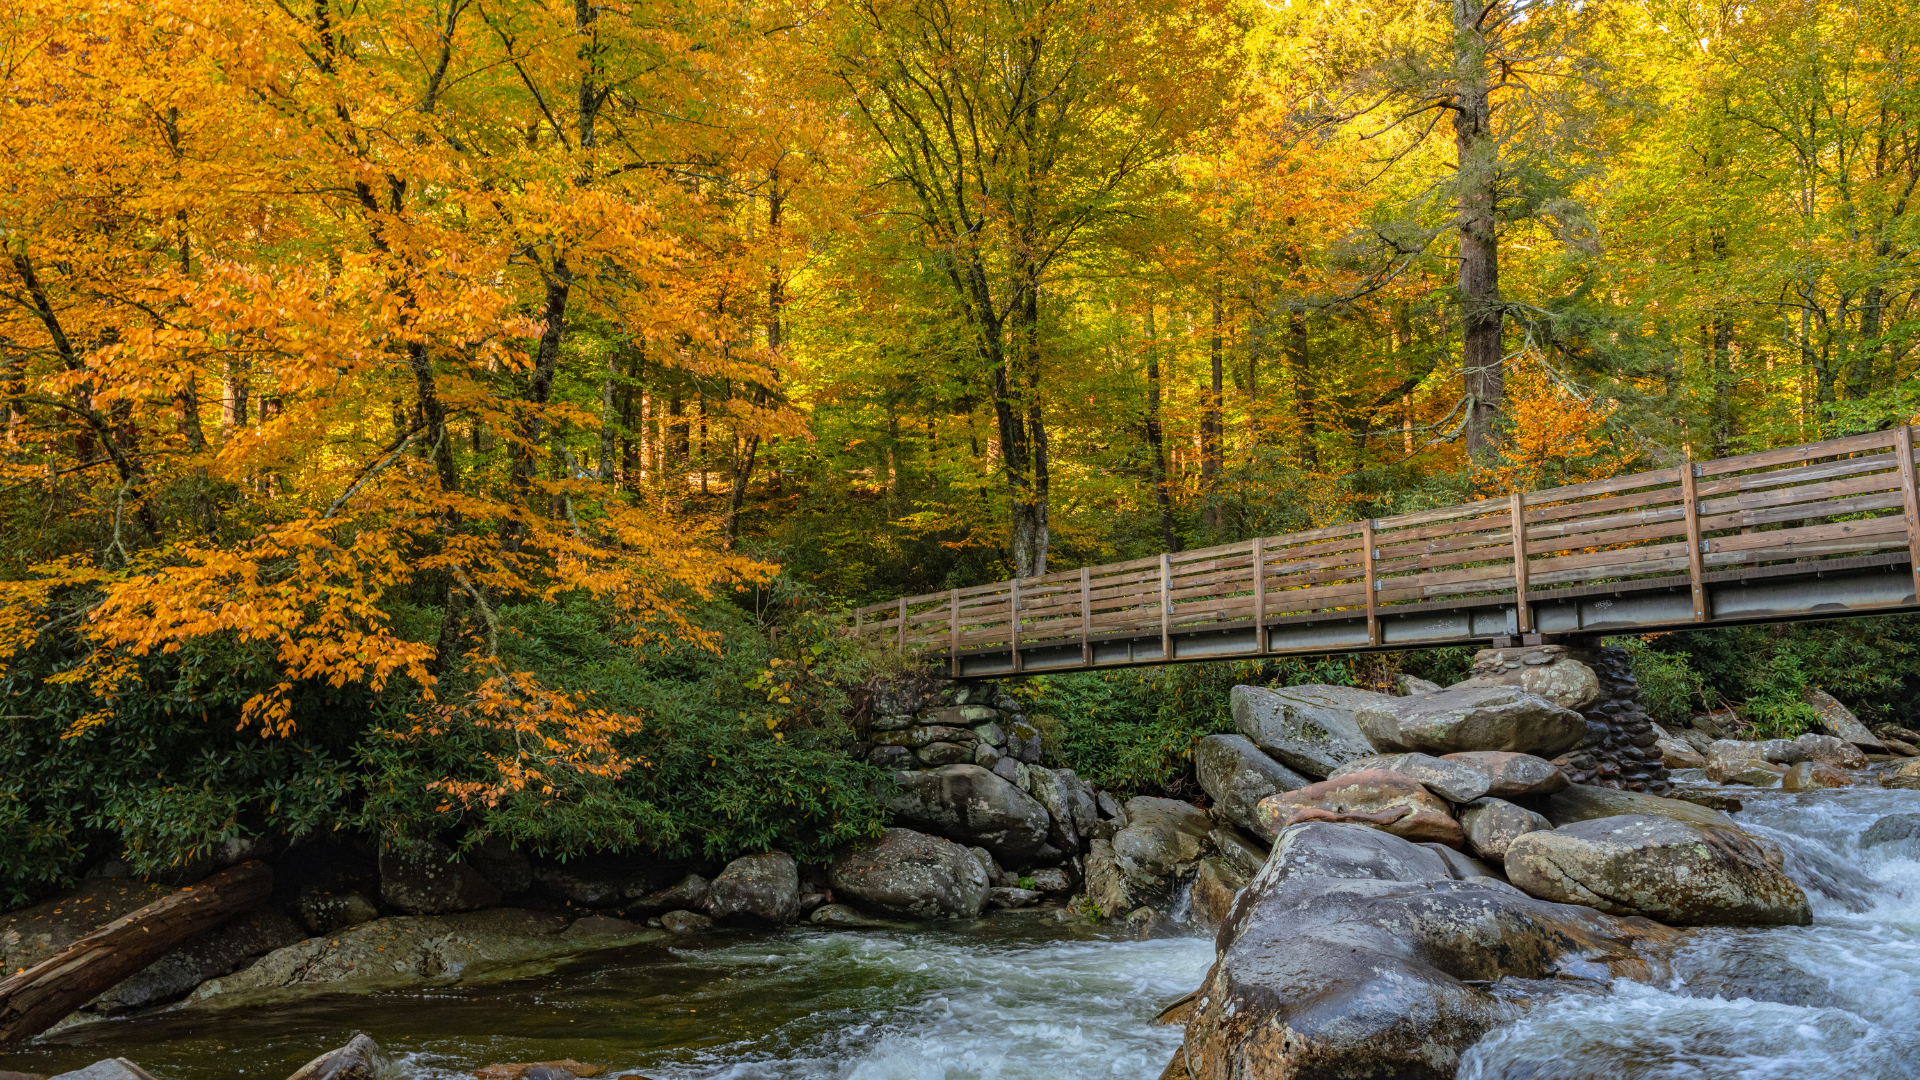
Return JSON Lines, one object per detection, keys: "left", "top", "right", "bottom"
{"left": 1458, "top": 797, "right": 1552, "bottom": 864}
{"left": 1440, "top": 751, "right": 1569, "bottom": 798}
{"left": 379, "top": 838, "right": 501, "bottom": 915}
{"left": 1806, "top": 687, "right": 1884, "bottom": 750}
{"left": 1109, "top": 796, "right": 1212, "bottom": 895}
{"left": 660, "top": 909, "right": 712, "bottom": 933}
{"left": 1861, "top": 813, "right": 1920, "bottom": 856}
{"left": 284, "top": 1033, "right": 392, "bottom": 1080}
{"left": 1544, "top": 783, "right": 1735, "bottom": 829}
{"left": 626, "top": 873, "right": 710, "bottom": 916}
{"left": 1391, "top": 673, "right": 1442, "bottom": 697}
{"left": 1006, "top": 721, "right": 1043, "bottom": 764}
{"left": 829, "top": 828, "right": 989, "bottom": 920}
{"left": 1230, "top": 684, "right": 1386, "bottom": 777}
{"left": 1208, "top": 825, "right": 1270, "bottom": 877}
{"left": 1504, "top": 815, "right": 1811, "bottom": 926}
{"left": 884, "top": 764, "right": 1053, "bottom": 863}
{"left": 297, "top": 887, "right": 380, "bottom": 935}
{"left": 706, "top": 852, "right": 801, "bottom": 925}
{"left": 1329, "top": 752, "right": 1489, "bottom": 803}
{"left": 465, "top": 837, "right": 532, "bottom": 895}
{"left": 1054, "top": 769, "right": 1102, "bottom": 839}
{"left": 808, "top": 903, "right": 896, "bottom": 929}
{"left": 1024, "top": 767, "right": 1081, "bottom": 854}
{"left": 1174, "top": 822, "right": 1678, "bottom": 1080}
{"left": 1355, "top": 685, "right": 1587, "bottom": 758}
{"left": 1793, "top": 732, "right": 1867, "bottom": 769}
{"left": 988, "top": 887, "right": 1041, "bottom": 909}
{"left": 916, "top": 741, "right": 971, "bottom": 766}
{"left": 1195, "top": 733, "right": 1311, "bottom": 832}
{"left": 1455, "top": 645, "right": 1604, "bottom": 710}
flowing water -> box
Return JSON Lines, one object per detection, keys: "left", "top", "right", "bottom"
{"left": 1461, "top": 784, "right": 1920, "bottom": 1080}
{"left": 0, "top": 911, "right": 1213, "bottom": 1080}
{"left": 8, "top": 785, "right": 1917, "bottom": 1080}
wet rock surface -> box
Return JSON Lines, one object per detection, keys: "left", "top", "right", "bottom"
{"left": 1329, "top": 751, "right": 1490, "bottom": 803}
{"left": 1503, "top": 814, "right": 1811, "bottom": 926}
{"left": 1441, "top": 750, "right": 1568, "bottom": 798}
{"left": 1175, "top": 821, "right": 1678, "bottom": 1080}
{"left": 1458, "top": 797, "right": 1552, "bottom": 864}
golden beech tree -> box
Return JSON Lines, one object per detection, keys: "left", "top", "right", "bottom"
{"left": 0, "top": 0, "right": 804, "bottom": 804}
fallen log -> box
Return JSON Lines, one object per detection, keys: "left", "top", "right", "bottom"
{"left": 0, "top": 860, "right": 272, "bottom": 1048}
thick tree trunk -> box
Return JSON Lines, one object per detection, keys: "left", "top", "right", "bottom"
{"left": 1453, "top": 0, "right": 1503, "bottom": 459}
{"left": 1146, "top": 303, "right": 1177, "bottom": 553}
{"left": 0, "top": 862, "right": 272, "bottom": 1049}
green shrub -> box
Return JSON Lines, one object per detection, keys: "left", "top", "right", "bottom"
{"left": 1011, "top": 656, "right": 1356, "bottom": 795}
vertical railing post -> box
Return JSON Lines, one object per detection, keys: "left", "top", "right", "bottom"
{"left": 1680, "top": 458, "right": 1708, "bottom": 622}
{"left": 949, "top": 588, "right": 962, "bottom": 677}
{"left": 1361, "top": 520, "right": 1379, "bottom": 646}
{"left": 854, "top": 607, "right": 863, "bottom": 640}
{"left": 1159, "top": 553, "right": 1172, "bottom": 661}
{"left": 1079, "top": 566, "right": 1092, "bottom": 667}
{"left": 1009, "top": 578, "right": 1022, "bottom": 673}
{"left": 1252, "top": 536, "right": 1267, "bottom": 654}
{"left": 1509, "top": 492, "right": 1531, "bottom": 634}
{"left": 897, "top": 597, "right": 908, "bottom": 651}
{"left": 1896, "top": 425, "right": 1920, "bottom": 605}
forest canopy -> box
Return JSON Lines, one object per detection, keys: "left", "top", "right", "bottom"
{"left": 4, "top": 0, "right": 1919, "bottom": 891}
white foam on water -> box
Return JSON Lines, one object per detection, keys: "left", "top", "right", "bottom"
{"left": 586, "top": 929, "right": 1213, "bottom": 1080}
{"left": 1460, "top": 786, "right": 1920, "bottom": 1080}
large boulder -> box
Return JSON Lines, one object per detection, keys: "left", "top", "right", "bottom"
{"left": 1862, "top": 813, "right": 1920, "bottom": 856}
{"left": 1329, "top": 752, "right": 1489, "bottom": 803}
{"left": 1255, "top": 769, "right": 1464, "bottom": 848}
{"left": 706, "top": 852, "right": 801, "bottom": 926}
{"left": 284, "top": 1033, "right": 392, "bottom": 1080}
{"left": 1455, "top": 645, "right": 1604, "bottom": 710}
{"left": 1189, "top": 857, "right": 1248, "bottom": 932}
{"left": 1441, "top": 750, "right": 1568, "bottom": 798}
{"left": 1544, "top": 783, "right": 1736, "bottom": 829}
{"left": 1175, "top": 822, "right": 1678, "bottom": 1080}
{"left": 1356, "top": 685, "right": 1587, "bottom": 758}
{"left": 1194, "top": 733, "right": 1311, "bottom": 833}
{"left": 84, "top": 907, "right": 308, "bottom": 1015}
{"left": 1793, "top": 732, "right": 1867, "bottom": 769}
{"left": 1111, "top": 797, "right": 1212, "bottom": 881}
{"left": 379, "top": 838, "right": 502, "bottom": 915}
{"left": 1504, "top": 815, "right": 1811, "bottom": 926}
{"left": 828, "top": 828, "right": 988, "bottom": 920}
{"left": 1084, "top": 838, "right": 1133, "bottom": 918}
{"left": 1229, "top": 684, "right": 1386, "bottom": 778}
{"left": 1806, "top": 687, "right": 1885, "bottom": 750}
{"left": 1023, "top": 767, "right": 1081, "bottom": 854}
{"left": 883, "top": 764, "right": 1053, "bottom": 863}
{"left": 1458, "top": 797, "right": 1552, "bottom": 863}
{"left": 1781, "top": 760, "right": 1854, "bottom": 791}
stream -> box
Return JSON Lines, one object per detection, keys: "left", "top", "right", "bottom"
{"left": 5, "top": 785, "right": 1917, "bottom": 1080}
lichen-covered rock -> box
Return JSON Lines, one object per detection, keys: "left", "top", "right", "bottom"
{"left": 1655, "top": 728, "right": 1707, "bottom": 770}
{"left": 660, "top": 910, "right": 712, "bottom": 933}
{"left": 1112, "top": 797, "right": 1212, "bottom": 881}
{"left": 829, "top": 828, "right": 988, "bottom": 920}
{"left": 1023, "top": 767, "right": 1081, "bottom": 854}
{"left": 987, "top": 887, "right": 1041, "bottom": 909}
{"left": 1175, "top": 822, "right": 1677, "bottom": 1080}
{"left": 1208, "top": 825, "right": 1269, "bottom": 877}
{"left": 1357, "top": 685, "right": 1588, "bottom": 758}
{"left": 1706, "top": 757, "right": 1787, "bottom": 786}
{"left": 1391, "top": 673, "right": 1442, "bottom": 697}
{"left": 1458, "top": 797, "right": 1552, "bottom": 863}
{"left": 1806, "top": 687, "right": 1885, "bottom": 750}
{"left": 1441, "top": 750, "right": 1569, "bottom": 798}
{"left": 1455, "top": 645, "right": 1604, "bottom": 710}
{"left": 1006, "top": 721, "right": 1043, "bottom": 764}
{"left": 1793, "top": 732, "right": 1867, "bottom": 769}
{"left": 883, "top": 764, "right": 1053, "bottom": 863}
{"left": 915, "top": 741, "right": 972, "bottom": 766}
{"left": 1544, "top": 783, "right": 1735, "bottom": 829}
{"left": 1329, "top": 752, "right": 1490, "bottom": 804}
{"left": 378, "top": 838, "right": 501, "bottom": 915}
{"left": 298, "top": 888, "right": 380, "bottom": 935}
{"left": 1255, "top": 769, "right": 1464, "bottom": 848}
{"left": 1194, "top": 733, "right": 1310, "bottom": 836}
{"left": 707, "top": 852, "right": 801, "bottom": 925}
{"left": 1504, "top": 814, "right": 1811, "bottom": 926}
{"left": 1229, "top": 684, "right": 1386, "bottom": 778}
{"left": 1084, "top": 838, "right": 1132, "bottom": 918}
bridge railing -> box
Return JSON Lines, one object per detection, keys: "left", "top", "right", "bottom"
{"left": 852, "top": 427, "right": 1920, "bottom": 670}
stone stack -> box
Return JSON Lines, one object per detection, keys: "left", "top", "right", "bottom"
{"left": 860, "top": 681, "right": 1043, "bottom": 776}
{"left": 1460, "top": 644, "right": 1670, "bottom": 795}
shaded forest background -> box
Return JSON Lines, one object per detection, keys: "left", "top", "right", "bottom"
{"left": 6, "top": 0, "right": 1920, "bottom": 901}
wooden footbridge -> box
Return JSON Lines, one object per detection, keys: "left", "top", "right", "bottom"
{"left": 852, "top": 428, "right": 1920, "bottom": 677}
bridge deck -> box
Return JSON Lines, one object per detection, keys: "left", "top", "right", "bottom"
{"left": 852, "top": 428, "right": 1920, "bottom": 677}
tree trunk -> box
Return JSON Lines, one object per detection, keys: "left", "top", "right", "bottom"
{"left": 1146, "top": 303, "right": 1177, "bottom": 552}
{"left": 1453, "top": 0, "right": 1503, "bottom": 459}
{"left": 1288, "top": 305, "right": 1316, "bottom": 467}
{"left": 1709, "top": 318, "right": 1735, "bottom": 456}
{"left": 1202, "top": 280, "right": 1224, "bottom": 529}
{"left": 0, "top": 862, "right": 272, "bottom": 1049}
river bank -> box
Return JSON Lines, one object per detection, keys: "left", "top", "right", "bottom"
{"left": 0, "top": 909, "right": 1210, "bottom": 1079}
